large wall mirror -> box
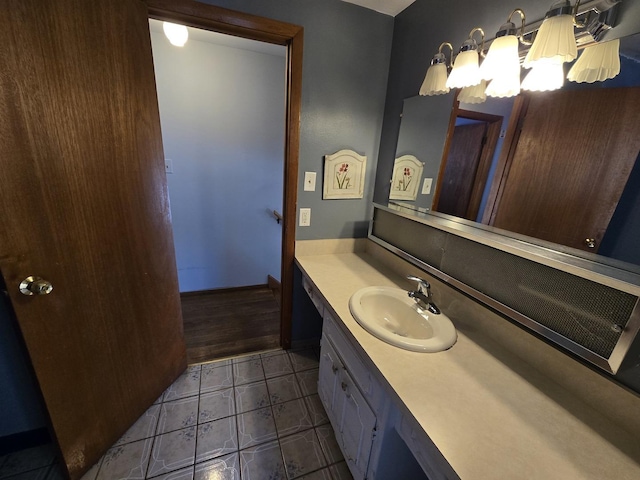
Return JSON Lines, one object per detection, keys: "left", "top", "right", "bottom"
{"left": 382, "top": 31, "right": 640, "bottom": 274}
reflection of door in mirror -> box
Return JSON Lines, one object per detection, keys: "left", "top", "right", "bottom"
{"left": 487, "top": 87, "right": 640, "bottom": 253}
{"left": 434, "top": 110, "right": 502, "bottom": 220}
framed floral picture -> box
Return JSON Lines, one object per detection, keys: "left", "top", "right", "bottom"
{"left": 389, "top": 155, "right": 424, "bottom": 201}
{"left": 323, "top": 149, "right": 367, "bottom": 199}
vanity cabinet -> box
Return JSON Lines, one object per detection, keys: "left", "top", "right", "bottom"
{"left": 319, "top": 313, "right": 378, "bottom": 480}
{"left": 302, "top": 273, "right": 455, "bottom": 480}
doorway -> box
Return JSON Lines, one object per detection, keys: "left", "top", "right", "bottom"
{"left": 148, "top": 20, "right": 287, "bottom": 362}
{"left": 433, "top": 109, "right": 503, "bottom": 221}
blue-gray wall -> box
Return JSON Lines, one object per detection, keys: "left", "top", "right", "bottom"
{"left": 150, "top": 24, "right": 286, "bottom": 292}
{"left": 200, "top": 0, "right": 394, "bottom": 239}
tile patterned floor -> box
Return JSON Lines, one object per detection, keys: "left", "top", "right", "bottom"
{"left": 0, "top": 348, "right": 353, "bottom": 480}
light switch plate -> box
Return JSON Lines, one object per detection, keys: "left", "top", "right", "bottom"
{"left": 422, "top": 178, "right": 433, "bottom": 195}
{"left": 304, "top": 172, "right": 317, "bottom": 191}
{"left": 165, "top": 159, "right": 173, "bottom": 174}
{"left": 299, "top": 208, "right": 311, "bottom": 227}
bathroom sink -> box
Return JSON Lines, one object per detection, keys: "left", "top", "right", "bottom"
{"left": 349, "top": 286, "right": 457, "bottom": 352}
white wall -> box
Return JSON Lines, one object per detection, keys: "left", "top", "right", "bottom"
{"left": 150, "top": 24, "right": 286, "bottom": 292}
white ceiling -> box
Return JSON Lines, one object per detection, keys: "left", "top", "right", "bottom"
{"left": 340, "top": 0, "right": 416, "bottom": 16}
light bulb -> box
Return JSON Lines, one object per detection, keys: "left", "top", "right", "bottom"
{"left": 522, "top": 62, "right": 565, "bottom": 91}
{"left": 163, "top": 22, "right": 189, "bottom": 47}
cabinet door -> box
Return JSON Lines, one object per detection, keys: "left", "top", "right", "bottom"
{"left": 337, "top": 368, "right": 377, "bottom": 480}
{"left": 318, "top": 336, "right": 343, "bottom": 420}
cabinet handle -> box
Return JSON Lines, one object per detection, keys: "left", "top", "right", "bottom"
{"left": 332, "top": 365, "right": 338, "bottom": 374}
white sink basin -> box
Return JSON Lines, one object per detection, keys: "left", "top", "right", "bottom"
{"left": 349, "top": 286, "right": 457, "bottom": 352}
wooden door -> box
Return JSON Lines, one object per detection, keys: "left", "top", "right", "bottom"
{"left": 491, "top": 87, "right": 640, "bottom": 252}
{"left": 0, "top": 1, "right": 186, "bottom": 478}
{"left": 436, "top": 123, "right": 487, "bottom": 219}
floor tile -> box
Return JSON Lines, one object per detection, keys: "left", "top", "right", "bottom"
{"left": 96, "top": 437, "right": 153, "bottom": 480}
{"left": 296, "top": 368, "right": 319, "bottom": 396}
{"left": 267, "top": 374, "right": 303, "bottom": 405}
{"left": 163, "top": 369, "right": 201, "bottom": 401}
{"left": 235, "top": 381, "right": 270, "bottom": 413}
{"left": 187, "top": 365, "right": 202, "bottom": 374}
{"left": 273, "top": 399, "right": 313, "bottom": 438}
{"left": 202, "top": 358, "right": 232, "bottom": 368}
{"left": 79, "top": 458, "right": 101, "bottom": 480}
{"left": 280, "top": 429, "right": 326, "bottom": 479}
{"left": 232, "top": 359, "right": 265, "bottom": 385}
{"left": 147, "top": 427, "right": 196, "bottom": 478}
{"left": 304, "top": 395, "right": 329, "bottom": 427}
{"left": 115, "top": 404, "right": 161, "bottom": 445}
{"left": 0, "top": 444, "right": 56, "bottom": 477}
{"left": 262, "top": 352, "right": 294, "bottom": 379}
{"left": 199, "top": 388, "right": 236, "bottom": 423}
{"left": 239, "top": 440, "right": 286, "bottom": 480}
{"left": 237, "top": 407, "right": 278, "bottom": 449}
{"left": 232, "top": 354, "right": 262, "bottom": 364}
{"left": 200, "top": 364, "right": 233, "bottom": 394}
{"left": 296, "top": 468, "right": 333, "bottom": 480}
{"left": 194, "top": 452, "right": 240, "bottom": 480}
{"left": 196, "top": 416, "right": 238, "bottom": 464}
{"left": 260, "top": 349, "right": 285, "bottom": 358}
{"left": 148, "top": 465, "right": 194, "bottom": 479}
{"left": 288, "top": 348, "right": 319, "bottom": 372}
{"left": 315, "top": 425, "right": 344, "bottom": 465}
{"left": 329, "top": 461, "right": 353, "bottom": 479}
{"left": 156, "top": 397, "right": 199, "bottom": 435}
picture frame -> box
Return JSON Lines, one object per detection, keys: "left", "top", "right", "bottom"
{"left": 389, "top": 154, "right": 424, "bottom": 201}
{"left": 323, "top": 149, "right": 367, "bottom": 199}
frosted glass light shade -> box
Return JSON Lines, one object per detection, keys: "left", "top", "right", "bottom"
{"left": 486, "top": 67, "right": 521, "bottom": 98}
{"left": 522, "top": 62, "right": 564, "bottom": 91}
{"left": 524, "top": 14, "right": 577, "bottom": 68}
{"left": 420, "top": 63, "right": 450, "bottom": 96}
{"left": 446, "top": 50, "right": 481, "bottom": 89}
{"left": 458, "top": 80, "right": 487, "bottom": 104}
{"left": 567, "top": 38, "right": 620, "bottom": 83}
{"left": 480, "top": 35, "right": 520, "bottom": 81}
{"left": 163, "top": 22, "right": 189, "bottom": 47}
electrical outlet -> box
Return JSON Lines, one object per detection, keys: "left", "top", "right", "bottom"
{"left": 304, "top": 172, "right": 317, "bottom": 191}
{"left": 165, "top": 159, "right": 174, "bottom": 174}
{"left": 299, "top": 208, "right": 311, "bottom": 227}
{"left": 421, "top": 178, "right": 433, "bottom": 195}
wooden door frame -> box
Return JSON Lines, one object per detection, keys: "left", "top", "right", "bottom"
{"left": 432, "top": 97, "right": 503, "bottom": 221}
{"left": 480, "top": 95, "right": 529, "bottom": 225}
{"left": 144, "top": 0, "right": 302, "bottom": 349}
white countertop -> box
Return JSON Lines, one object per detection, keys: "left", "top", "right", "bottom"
{"left": 296, "top": 248, "right": 640, "bottom": 480}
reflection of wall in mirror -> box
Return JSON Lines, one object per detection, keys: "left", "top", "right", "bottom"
{"left": 393, "top": 94, "right": 452, "bottom": 210}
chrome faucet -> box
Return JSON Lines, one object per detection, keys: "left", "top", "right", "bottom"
{"left": 407, "top": 275, "right": 441, "bottom": 314}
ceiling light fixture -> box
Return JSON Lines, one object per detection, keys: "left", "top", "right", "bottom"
{"left": 163, "top": 21, "right": 189, "bottom": 47}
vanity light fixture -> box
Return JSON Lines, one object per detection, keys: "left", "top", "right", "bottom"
{"left": 163, "top": 21, "right": 189, "bottom": 47}
{"left": 419, "top": 43, "right": 454, "bottom": 96}
{"left": 480, "top": 9, "right": 529, "bottom": 98}
{"left": 567, "top": 37, "right": 620, "bottom": 82}
{"left": 458, "top": 80, "right": 487, "bottom": 104}
{"left": 523, "top": 1, "right": 583, "bottom": 68}
{"left": 521, "top": 61, "right": 565, "bottom": 91}
{"left": 446, "top": 28, "right": 485, "bottom": 90}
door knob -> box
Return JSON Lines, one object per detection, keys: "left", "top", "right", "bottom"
{"left": 584, "top": 238, "right": 596, "bottom": 248}
{"left": 19, "top": 276, "right": 53, "bottom": 296}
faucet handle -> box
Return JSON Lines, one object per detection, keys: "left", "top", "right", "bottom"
{"left": 407, "top": 275, "right": 430, "bottom": 293}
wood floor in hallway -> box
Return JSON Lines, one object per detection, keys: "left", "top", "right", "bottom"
{"left": 181, "top": 286, "right": 281, "bottom": 364}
